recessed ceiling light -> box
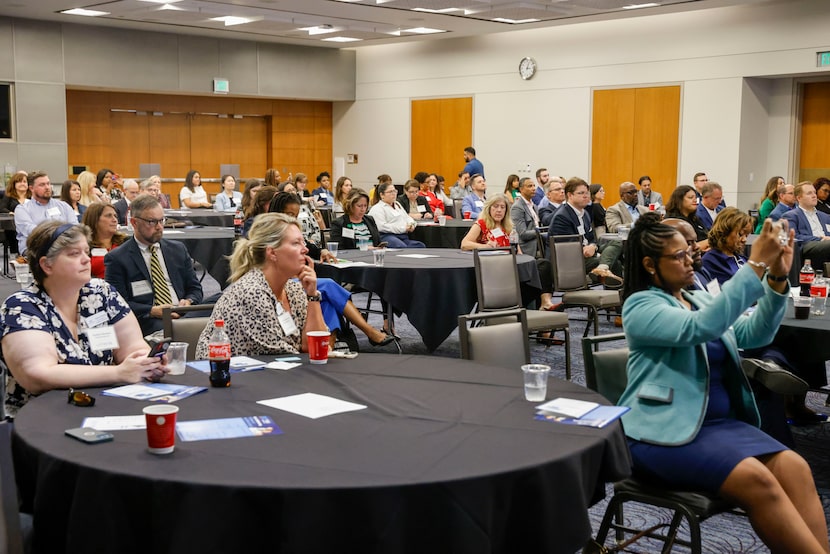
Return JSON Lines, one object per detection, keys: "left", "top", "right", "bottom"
{"left": 492, "top": 18, "right": 540, "bottom": 24}
{"left": 412, "top": 8, "right": 460, "bottom": 14}
{"left": 623, "top": 2, "right": 660, "bottom": 9}
{"left": 322, "top": 36, "right": 362, "bottom": 42}
{"left": 399, "top": 27, "right": 445, "bottom": 34}
{"left": 137, "top": 0, "right": 182, "bottom": 3}
{"left": 300, "top": 25, "right": 338, "bottom": 36}
{"left": 60, "top": 8, "right": 109, "bottom": 17}
{"left": 158, "top": 3, "right": 184, "bottom": 10}
{"left": 210, "top": 16, "right": 264, "bottom": 26}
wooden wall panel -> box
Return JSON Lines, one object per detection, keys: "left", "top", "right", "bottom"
{"left": 411, "top": 97, "right": 472, "bottom": 192}
{"left": 109, "top": 112, "right": 150, "bottom": 178}
{"left": 591, "top": 86, "right": 679, "bottom": 206}
{"left": 148, "top": 114, "right": 191, "bottom": 182}
{"left": 799, "top": 82, "right": 830, "bottom": 181}
{"left": 231, "top": 116, "right": 268, "bottom": 178}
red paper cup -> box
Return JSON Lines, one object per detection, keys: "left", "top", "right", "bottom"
{"left": 307, "top": 330, "right": 331, "bottom": 364}
{"left": 464, "top": 211, "right": 471, "bottom": 220}
{"left": 143, "top": 404, "right": 179, "bottom": 454}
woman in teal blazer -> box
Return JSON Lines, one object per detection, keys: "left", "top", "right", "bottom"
{"left": 618, "top": 213, "right": 828, "bottom": 553}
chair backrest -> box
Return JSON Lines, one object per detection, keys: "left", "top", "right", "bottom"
{"left": 0, "top": 421, "right": 24, "bottom": 554}
{"left": 458, "top": 309, "right": 530, "bottom": 366}
{"left": 534, "top": 226, "right": 549, "bottom": 259}
{"left": 550, "top": 234, "right": 590, "bottom": 291}
{"left": 452, "top": 199, "right": 463, "bottom": 219}
{"left": 162, "top": 304, "right": 215, "bottom": 360}
{"left": 473, "top": 248, "right": 522, "bottom": 311}
{"left": 581, "top": 333, "right": 629, "bottom": 403}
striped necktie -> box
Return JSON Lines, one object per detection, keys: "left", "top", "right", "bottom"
{"left": 150, "top": 244, "right": 173, "bottom": 306}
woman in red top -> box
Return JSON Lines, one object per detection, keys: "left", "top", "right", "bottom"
{"left": 419, "top": 173, "right": 447, "bottom": 217}
{"left": 461, "top": 194, "right": 513, "bottom": 250}
{"left": 82, "top": 203, "right": 128, "bottom": 279}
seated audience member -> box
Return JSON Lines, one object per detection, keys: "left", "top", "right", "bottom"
{"left": 767, "top": 183, "right": 796, "bottom": 223}
{"left": 112, "top": 179, "right": 139, "bottom": 225}
{"left": 503, "top": 174, "right": 520, "bottom": 203}
{"left": 312, "top": 171, "right": 333, "bottom": 207}
{"left": 15, "top": 170, "right": 77, "bottom": 254}
{"left": 449, "top": 172, "right": 471, "bottom": 201}
{"left": 332, "top": 176, "right": 353, "bottom": 217}
{"left": 78, "top": 170, "right": 101, "bottom": 206}
{"left": 398, "top": 180, "right": 433, "bottom": 220}
{"left": 241, "top": 178, "right": 263, "bottom": 217}
{"left": 82, "top": 203, "right": 128, "bottom": 279}
{"left": 782, "top": 181, "right": 830, "bottom": 270}
{"left": 538, "top": 178, "right": 566, "bottom": 227}
{"left": 420, "top": 173, "right": 449, "bottom": 214}
{"left": 666, "top": 184, "right": 709, "bottom": 247}
{"left": 696, "top": 182, "right": 725, "bottom": 231}
{"left": 195, "top": 213, "right": 328, "bottom": 358}
{"left": 292, "top": 173, "right": 311, "bottom": 202}
{"left": 703, "top": 209, "right": 826, "bottom": 429}
{"left": 105, "top": 194, "right": 203, "bottom": 336}
{"left": 605, "top": 181, "right": 649, "bottom": 233}
{"left": 619, "top": 214, "right": 829, "bottom": 554}
{"left": 550, "top": 177, "right": 623, "bottom": 282}
{"left": 330, "top": 189, "right": 382, "bottom": 250}
{"left": 179, "top": 169, "right": 212, "bottom": 209}
{"left": 269, "top": 192, "right": 395, "bottom": 349}
{"left": 637, "top": 175, "right": 663, "bottom": 207}
{"left": 511, "top": 177, "right": 544, "bottom": 256}
{"left": 755, "top": 176, "right": 785, "bottom": 232}
{"left": 0, "top": 172, "right": 29, "bottom": 254}
{"left": 264, "top": 168, "right": 281, "bottom": 189}
{"left": 587, "top": 184, "right": 606, "bottom": 235}
{"left": 214, "top": 174, "right": 242, "bottom": 212}
{"left": 96, "top": 168, "right": 123, "bottom": 202}
{"left": 465, "top": 194, "right": 558, "bottom": 311}
{"left": 813, "top": 177, "right": 830, "bottom": 215}
{"left": 461, "top": 174, "right": 487, "bottom": 220}
{"left": 60, "top": 179, "right": 86, "bottom": 222}
{"left": 532, "top": 168, "right": 550, "bottom": 205}
{"left": 1, "top": 221, "right": 167, "bottom": 418}
{"left": 367, "top": 182, "right": 425, "bottom": 248}
{"left": 139, "top": 175, "right": 169, "bottom": 209}
{"left": 242, "top": 186, "right": 278, "bottom": 238}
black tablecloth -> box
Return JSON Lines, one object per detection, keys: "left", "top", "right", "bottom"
{"left": 13, "top": 354, "right": 631, "bottom": 554}
{"left": 410, "top": 219, "right": 474, "bottom": 248}
{"left": 316, "top": 248, "right": 542, "bottom": 351}
{"left": 165, "top": 209, "right": 234, "bottom": 228}
{"left": 164, "top": 227, "right": 234, "bottom": 287}
{"left": 774, "top": 298, "right": 830, "bottom": 363}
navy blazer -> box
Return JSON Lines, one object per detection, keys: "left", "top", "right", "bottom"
{"left": 550, "top": 203, "right": 595, "bottom": 245}
{"left": 329, "top": 214, "right": 382, "bottom": 249}
{"left": 701, "top": 248, "right": 745, "bottom": 286}
{"left": 113, "top": 199, "right": 129, "bottom": 226}
{"left": 105, "top": 237, "right": 203, "bottom": 335}
{"left": 768, "top": 202, "right": 794, "bottom": 222}
{"left": 782, "top": 207, "right": 830, "bottom": 242}
{"left": 695, "top": 203, "right": 723, "bottom": 230}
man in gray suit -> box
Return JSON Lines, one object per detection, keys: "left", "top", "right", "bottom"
{"left": 636, "top": 175, "right": 663, "bottom": 207}
{"left": 606, "top": 181, "right": 650, "bottom": 232}
{"left": 511, "top": 177, "right": 543, "bottom": 256}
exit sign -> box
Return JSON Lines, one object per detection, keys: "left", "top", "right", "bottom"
{"left": 818, "top": 52, "right": 830, "bottom": 67}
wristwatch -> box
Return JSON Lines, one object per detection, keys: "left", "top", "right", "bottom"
{"left": 307, "top": 291, "right": 322, "bottom": 302}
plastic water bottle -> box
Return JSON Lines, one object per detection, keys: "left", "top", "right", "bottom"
{"left": 233, "top": 206, "right": 244, "bottom": 237}
{"left": 125, "top": 206, "right": 133, "bottom": 231}
{"left": 799, "top": 258, "right": 814, "bottom": 297}
{"left": 208, "top": 319, "right": 231, "bottom": 387}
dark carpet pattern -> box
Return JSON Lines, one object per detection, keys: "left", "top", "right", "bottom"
{"left": 348, "top": 293, "right": 830, "bottom": 554}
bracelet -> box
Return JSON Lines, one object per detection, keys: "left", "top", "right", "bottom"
{"left": 767, "top": 273, "right": 789, "bottom": 282}
{"left": 307, "top": 291, "right": 322, "bottom": 302}
{"left": 746, "top": 260, "right": 768, "bottom": 270}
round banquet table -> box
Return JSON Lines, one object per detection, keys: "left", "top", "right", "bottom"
{"left": 12, "top": 354, "right": 631, "bottom": 554}
{"left": 774, "top": 297, "right": 830, "bottom": 365}
{"left": 316, "top": 248, "right": 542, "bottom": 351}
{"left": 410, "top": 219, "right": 474, "bottom": 248}
{"left": 165, "top": 208, "right": 234, "bottom": 227}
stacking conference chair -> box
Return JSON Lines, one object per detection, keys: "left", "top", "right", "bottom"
{"left": 162, "top": 303, "right": 216, "bottom": 360}
{"left": 458, "top": 309, "right": 530, "bottom": 367}
{"left": 549, "top": 234, "right": 621, "bottom": 339}
{"left": 582, "top": 334, "right": 744, "bottom": 554}
{"left": 472, "top": 248, "right": 571, "bottom": 379}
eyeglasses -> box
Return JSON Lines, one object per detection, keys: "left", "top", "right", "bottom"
{"left": 661, "top": 249, "right": 693, "bottom": 262}
{"left": 67, "top": 388, "right": 96, "bottom": 407}
{"left": 134, "top": 216, "right": 166, "bottom": 227}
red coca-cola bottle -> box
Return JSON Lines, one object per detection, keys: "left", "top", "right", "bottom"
{"left": 799, "top": 259, "right": 815, "bottom": 297}
{"left": 208, "top": 319, "right": 231, "bottom": 387}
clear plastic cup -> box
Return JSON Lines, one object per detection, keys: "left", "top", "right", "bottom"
{"left": 521, "top": 364, "right": 550, "bottom": 401}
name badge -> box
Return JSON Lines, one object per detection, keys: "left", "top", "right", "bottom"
{"left": 475, "top": 200, "right": 484, "bottom": 208}
{"left": 298, "top": 212, "right": 309, "bottom": 220}
{"left": 83, "top": 311, "right": 109, "bottom": 329}
{"left": 47, "top": 207, "right": 61, "bottom": 218}
{"left": 319, "top": 193, "right": 328, "bottom": 199}
{"left": 706, "top": 279, "right": 721, "bottom": 296}
{"left": 131, "top": 280, "right": 152, "bottom": 296}
{"left": 417, "top": 204, "right": 426, "bottom": 213}
{"left": 85, "top": 325, "right": 119, "bottom": 352}
{"left": 491, "top": 228, "right": 505, "bottom": 238}
{"left": 276, "top": 303, "right": 299, "bottom": 336}
{"left": 342, "top": 227, "right": 355, "bottom": 239}
{"left": 825, "top": 223, "right": 830, "bottom": 233}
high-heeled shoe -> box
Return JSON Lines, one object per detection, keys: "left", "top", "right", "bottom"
{"left": 369, "top": 333, "right": 396, "bottom": 347}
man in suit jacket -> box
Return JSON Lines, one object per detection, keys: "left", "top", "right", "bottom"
{"left": 782, "top": 182, "right": 830, "bottom": 269}
{"left": 538, "top": 179, "right": 565, "bottom": 227}
{"left": 605, "top": 181, "right": 650, "bottom": 232}
{"left": 105, "top": 194, "right": 203, "bottom": 336}
{"left": 767, "top": 183, "right": 796, "bottom": 222}
{"left": 113, "top": 179, "right": 140, "bottom": 225}
{"left": 636, "top": 175, "right": 663, "bottom": 208}
{"left": 695, "top": 182, "right": 725, "bottom": 231}
{"left": 510, "top": 177, "right": 543, "bottom": 255}
{"left": 550, "top": 177, "right": 623, "bottom": 279}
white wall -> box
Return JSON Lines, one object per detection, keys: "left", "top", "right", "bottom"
{"left": 334, "top": 0, "right": 830, "bottom": 210}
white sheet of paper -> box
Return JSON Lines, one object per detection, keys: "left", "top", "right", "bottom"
{"left": 162, "top": 230, "right": 185, "bottom": 234}
{"left": 82, "top": 415, "right": 146, "bottom": 430}
{"left": 396, "top": 254, "right": 439, "bottom": 259}
{"left": 257, "top": 392, "right": 367, "bottom": 419}
{"left": 264, "top": 361, "right": 302, "bottom": 371}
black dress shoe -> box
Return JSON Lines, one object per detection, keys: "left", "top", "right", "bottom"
{"left": 369, "top": 333, "right": 396, "bottom": 347}
{"left": 741, "top": 358, "right": 809, "bottom": 396}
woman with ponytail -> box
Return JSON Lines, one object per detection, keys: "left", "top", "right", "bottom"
{"left": 195, "top": 213, "right": 327, "bottom": 358}
{"left": 618, "top": 212, "right": 828, "bottom": 553}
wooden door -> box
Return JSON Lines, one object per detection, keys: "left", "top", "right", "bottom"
{"left": 411, "top": 97, "right": 472, "bottom": 192}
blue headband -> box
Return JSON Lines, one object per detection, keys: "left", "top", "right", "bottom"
{"left": 36, "top": 223, "right": 76, "bottom": 260}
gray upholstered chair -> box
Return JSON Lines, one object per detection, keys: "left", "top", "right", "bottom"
{"left": 458, "top": 309, "right": 530, "bottom": 366}
{"left": 162, "top": 303, "right": 215, "bottom": 360}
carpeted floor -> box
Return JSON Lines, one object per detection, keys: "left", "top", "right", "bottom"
{"left": 346, "top": 292, "right": 830, "bottom": 554}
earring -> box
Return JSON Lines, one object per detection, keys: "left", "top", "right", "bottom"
{"left": 648, "top": 271, "right": 655, "bottom": 275}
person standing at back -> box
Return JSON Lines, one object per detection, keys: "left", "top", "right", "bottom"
{"left": 461, "top": 146, "right": 484, "bottom": 180}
